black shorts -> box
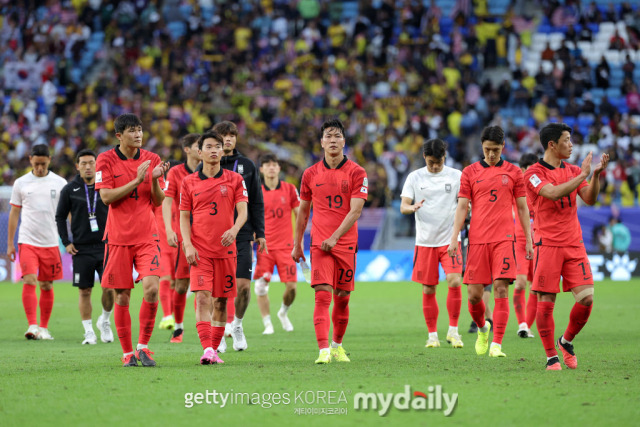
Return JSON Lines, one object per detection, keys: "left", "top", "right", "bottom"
{"left": 236, "top": 240, "right": 253, "bottom": 280}
{"left": 72, "top": 244, "right": 104, "bottom": 289}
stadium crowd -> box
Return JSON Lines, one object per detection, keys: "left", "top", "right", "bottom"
{"left": 2, "top": 0, "right": 640, "bottom": 206}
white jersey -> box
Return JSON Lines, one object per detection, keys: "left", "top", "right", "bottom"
{"left": 401, "top": 165, "right": 462, "bottom": 247}
{"left": 10, "top": 171, "right": 67, "bottom": 247}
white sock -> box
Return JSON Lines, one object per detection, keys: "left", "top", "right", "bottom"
{"left": 448, "top": 326, "right": 458, "bottom": 335}
{"left": 262, "top": 315, "right": 272, "bottom": 326}
{"left": 279, "top": 303, "right": 290, "bottom": 314}
{"left": 234, "top": 315, "right": 243, "bottom": 326}
{"left": 490, "top": 342, "right": 501, "bottom": 348}
{"left": 428, "top": 332, "right": 438, "bottom": 340}
{"left": 547, "top": 355, "right": 557, "bottom": 361}
{"left": 124, "top": 351, "right": 134, "bottom": 357}
{"left": 479, "top": 324, "right": 490, "bottom": 333}
{"left": 319, "top": 347, "right": 330, "bottom": 353}
{"left": 561, "top": 336, "right": 571, "bottom": 345}
{"left": 331, "top": 340, "right": 341, "bottom": 348}
{"left": 82, "top": 319, "right": 93, "bottom": 333}
{"left": 176, "top": 322, "right": 184, "bottom": 330}
{"left": 204, "top": 346, "right": 213, "bottom": 353}
{"left": 161, "top": 315, "right": 171, "bottom": 321}
{"left": 102, "top": 309, "right": 111, "bottom": 319}
{"left": 136, "top": 344, "right": 148, "bottom": 350}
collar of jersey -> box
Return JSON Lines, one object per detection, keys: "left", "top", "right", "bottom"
{"left": 480, "top": 159, "right": 504, "bottom": 168}
{"left": 115, "top": 146, "right": 141, "bottom": 160}
{"left": 263, "top": 180, "right": 281, "bottom": 191}
{"left": 184, "top": 162, "right": 194, "bottom": 174}
{"left": 198, "top": 169, "right": 224, "bottom": 180}
{"left": 539, "top": 159, "right": 565, "bottom": 170}
{"left": 323, "top": 156, "right": 348, "bottom": 170}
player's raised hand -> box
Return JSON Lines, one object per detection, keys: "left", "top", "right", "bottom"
{"left": 412, "top": 199, "right": 425, "bottom": 212}
{"left": 221, "top": 228, "right": 239, "bottom": 247}
{"left": 184, "top": 243, "right": 199, "bottom": 266}
{"left": 291, "top": 244, "right": 305, "bottom": 263}
{"left": 593, "top": 153, "right": 610, "bottom": 175}
{"left": 167, "top": 230, "right": 178, "bottom": 248}
{"left": 152, "top": 161, "right": 170, "bottom": 180}
{"left": 580, "top": 152, "right": 593, "bottom": 177}
{"left": 447, "top": 239, "right": 459, "bottom": 257}
{"left": 136, "top": 160, "right": 151, "bottom": 184}
{"left": 256, "top": 237, "right": 268, "bottom": 254}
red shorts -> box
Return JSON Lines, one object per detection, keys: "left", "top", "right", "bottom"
{"left": 18, "top": 243, "right": 62, "bottom": 281}
{"left": 412, "top": 245, "right": 462, "bottom": 285}
{"left": 515, "top": 240, "right": 534, "bottom": 281}
{"left": 190, "top": 256, "right": 237, "bottom": 298}
{"left": 310, "top": 247, "right": 356, "bottom": 291}
{"left": 102, "top": 242, "right": 161, "bottom": 289}
{"left": 253, "top": 249, "right": 298, "bottom": 282}
{"left": 158, "top": 238, "right": 174, "bottom": 278}
{"left": 172, "top": 243, "right": 191, "bottom": 280}
{"left": 464, "top": 240, "right": 516, "bottom": 285}
{"left": 531, "top": 246, "right": 593, "bottom": 293}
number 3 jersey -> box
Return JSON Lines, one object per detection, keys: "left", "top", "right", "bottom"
{"left": 95, "top": 147, "right": 165, "bottom": 245}
{"left": 180, "top": 169, "right": 248, "bottom": 258}
{"left": 458, "top": 159, "right": 526, "bottom": 244}
{"left": 299, "top": 157, "right": 368, "bottom": 253}
{"left": 524, "top": 159, "right": 588, "bottom": 247}
{"left": 262, "top": 180, "right": 300, "bottom": 250}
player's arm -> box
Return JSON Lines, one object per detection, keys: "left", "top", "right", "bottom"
{"left": 578, "top": 153, "right": 609, "bottom": 206}
{"left": 180, "top": 210, "right": 198, "bottom": 266}
{"left": 7, "top": 205, "right": 21, "bottom": 262}
{"left": 447, "top": 197, "right": 469, "bottom": 256}
{"left": 249, "top": 166, "right": 267, "bottom": 253}
{"left": 292, "top": 199, "right": 311, "bottom": 262}
{"left": 149, "top": 161, "right": 169, "bottom": 207}
{"left": 221, "top": 201, "right": 248, "bottom": 247}
{"left": 400, "top": 196, "right": 424, "bottom": 214}
{"left": 515, "top": 196, "right": 534, "bottom": 259}
{"left": 100, "top": 160, "right": 151, "bottom": 205}
{"left": 538, "top": 152, "right": 593, "bottom": 201}
{"left": 162, "top": 196, "right": 178, "bottom": 247}
{"left": 321, "top": 198, "right": 366, "bottom": 252}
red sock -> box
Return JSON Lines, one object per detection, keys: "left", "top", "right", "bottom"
{"left": 39, "top": 288, "right": 54, "bottom": 328}
{"left": 526, "top": 292, "right": 538, "bottom": 328}
{"left": 170, "top": 288, "right": 175, "bottom": 314}
{"left": 114, "top": 303, "right": 133, "bottom": 354}
{"left": 159, "top": 280, "right": 172, "bottom": 317}
{"left": 446, "top": 287, "right": 461, "bottom": 327}
{"left": 492, "top": 297, "right": 509, "bottom": 345}
{"left": 138, "top": 299, "right": 158, "bottom": 346}
{"left": 468, "top": 300, "right": 486, "bottom": 329}
{"left": 226, "top": 297, "right": 235, "bottom": 323}
{"left": 422, "top": 293, "right": 439, "bottom": 333}
{"left": 196, "top": 321, "right": 212, "bottom": 350}
{"left": 211, "top": 325, "right": 225, "bottom": 349}
{"left": 331, "top": 294, "right": 350, "bottom": 344}
{"left": 313, "top": 291, "right": 332, "bottom": 349}
{"left": 22, "top": 284, "right": 37, "bottom": 325}
{"left": 513, "top": 288, "right": 526, "bottom": 325}
{"left": 194, "top": 294, "right": 197, "bottom": 312}
{"left": 536, "top": 301, "right": 556, "bottom": 358}
{"left": 173, "top": 292, "right": 187, "bottom": 324}
{"left": 563, "top": 302, "right": 593, "bottom": 342}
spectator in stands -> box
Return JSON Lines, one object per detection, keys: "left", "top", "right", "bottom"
{"left": 622, "top": 54, "right": 636, "bottom": 79}
{"left": 541, "top": 42, "right": 555, "bottom": 61}
{"left": 627, "top": 84, "right": 640, "bottom": 114}
{"left": 609, "top": 30, "right": 627, "bottom": 50}
{"left": 593, "top": 223, "right": 613, "bottom": 253}
{"left": 595, "top": 56, "right": 611, "bottom": 89}
{"left": 609, "top": 217, "right": 632, "bottom": 253}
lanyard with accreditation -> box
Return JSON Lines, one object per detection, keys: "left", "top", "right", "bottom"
{"left": 85, "top": 183, "right": 99, "bottom": 232}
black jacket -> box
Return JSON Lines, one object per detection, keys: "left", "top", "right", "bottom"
{"left": 197, "top": 149, "right": 265, "bottom": 241}
{"left": 55, "top": 175, "right": 108, "bottom": 247}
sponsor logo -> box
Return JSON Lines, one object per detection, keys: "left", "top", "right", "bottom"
{"left": 195, "top": 192, "right": 201, "bottom": 196}
{"left": 242, "top": 180, "right": 246, "bottom": 189}
{"left": 363, "top": 177, "right": 368, "bottom": 187}
{"left": 114, "top": 174, "right": 123, "bottom": 178}
{"left": 529, "top": 174, "right": 542, "bottom": 187}
{"left": 476, "top": 179, "right": 484, "bottom": 183}
{"left": 96, "top": 171, "right": 102, "bottom": 183}
{"left": 315, "top": 183, "right": 325, "bottom": 187}
{"left": 73, "top": 187, "right": 81, "bottom": 192}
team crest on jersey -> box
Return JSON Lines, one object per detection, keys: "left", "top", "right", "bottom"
{"left": 342, "top": 180, "right": 349, "bottom": 194}
{"left": 220, "top": 185, "right": 228, "bottom": 196}
{"left": 445, "top": 184, "right": 452, "bottom": 193}
{"left": 238, "top": 164, "right": 244, "bottom": 174}
{"left": 281, "top": 196, "right": 286, "bottom": 204}
{"left": 50, "top": 190, "right": 56, "bottom": 199}
{"left": 502, "top": 175, "right": 509, "bottom": 186}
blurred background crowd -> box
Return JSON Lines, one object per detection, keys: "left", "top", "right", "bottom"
{"left": 2, "top": 0, "right": 640, "bottom": 207}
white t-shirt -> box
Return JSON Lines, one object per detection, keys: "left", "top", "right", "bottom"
{"left": 10, "top": 171, "right": 67, "bottom": 247}
{"left": 401, "top": 165, "right": 462, "bottom": 247}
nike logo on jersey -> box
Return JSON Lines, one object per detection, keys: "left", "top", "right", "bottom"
{"left": 73, "top": 188, "right": 81, "bottom": 192}
{"left": 114, "top": 174, "right": 123, "bottom": 178}
{"left": 315, "top": 183, "right": 325, "bottom": 187}
{"left": 195, "top": 192, "right": 201, "bottom": 196}
{"left": 476, "top": 179, "right": 484, "bottom": 183}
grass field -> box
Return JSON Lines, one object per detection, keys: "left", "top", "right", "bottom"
{"left": 0, "top": 279, "right": 639, "bottom": 426}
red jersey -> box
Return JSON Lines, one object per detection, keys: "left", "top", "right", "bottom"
{"left": 263, "top": 180, "right": 300, "bottom": 250}
{"left": 164, "top": 162, "right": 195, "bottom": 241}
{"left": 179, "top": 169, "right": 248, "bottom": 258}
{"left": 154, "top": 205, "right": 168, "bottom": 244}
{"left": 96, "top": 147, "right": 165, "bottom": 245}
{"left": 300, "top": 157, "right": 368, "bottom": 253}
{"left": 513, "top": 196, "right": 534, "bottom": 243}
{"left": 524, "top": 160, "right": 588, "bottom": 247}
{"left": 459, "top": 159, "right": 526, "bottom": 244}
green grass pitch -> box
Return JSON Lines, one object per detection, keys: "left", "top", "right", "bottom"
{"left": 1, "top": 279, "right": 639, "bottom": 426}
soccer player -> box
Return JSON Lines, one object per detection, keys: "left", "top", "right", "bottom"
{"left": 513, "top": 153, "right": 539, "bottom": 339}
{"left": 162, "top": 134, "right": 202, "bottom": 343}
{"left": 211, "top": 121, "right": 266, "bottom": 352}
{"left": 291, "top": 119, "right": 368, "bottom": 364}
{"left": 7, "top": 144, "right": 67, "bottom": 340}
{"left": 96, "top": 113, "right": 169, "bottom": 367}
{"left": 55, "top": 149, "right": 114, "bottom": 345}
{"left": 524, "top": 123, "right": 608, "bottom": 370}
{"left": 448, "top": 126, "right": 533, "bottom": 358}
{"left": 400, "top": 138, "right": 464, "bottom": 349}
{"left": 155, "top": 203, "right": 176, "bottom": 331}
{"left": 254, "top": 153, "right": 300, "bottom": 335}
{"left": 180, "top": 131, "right": 248, "bottom": 365}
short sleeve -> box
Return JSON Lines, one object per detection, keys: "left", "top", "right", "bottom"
{"left": 400, "top": 173, "right": 415, "bottom": 200}
{"left": 165, "top": 168, "right": 178, "bottom": 199}
{"left": 458, "top": 168, "right": 471, "bottom": 199}
{"left": 512, "top": 168, "right": 526, "bottom": 198}
{"left": 351, "top": 167, "right": 368, "bottom": 200}
{"left": 95, "top": 153, "right": 113, "bottom": 190}
{"left": 236, "top": 176, "right": 249, "bottom": 204}
{"left": 299, "top": 169, "right": 312, "bottom": 201}
{"left": 525, "top": 168, "right": 549, "bottom": 196}
{"left": 9, "top": 180, "right": 23, "bottom": 207}
{"left": 179, "top": 180, "right": 192, "bottom": 211}
{"left": 289, "top": 184, "right": 300, "bottom": 209}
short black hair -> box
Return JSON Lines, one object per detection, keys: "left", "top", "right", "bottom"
{"left": 320, "top": 119, "right": 345, "bottom": 137}
{"left": 75, "top": 149, "right": 97, "bottom": 163}
{"left": 519, "top": 153, "right": 538, "bottom": 169}
{"left": 180, "top": 133, "right": 200, "bottom": 149}
{"left": 539, "top": 122, "right": 572, "bottom": 150}
{"left": 480, "top": 126, "right": 505, "bottom": 144}
{"left": 212, "top": 121, "right": 238, "bottom": 136}
{"left": 198, "top": 131, "right": 223, "bottom": 150}
{"left": 30, "top": 144, "right": 50, "bottom": 157}
{"left": 422, "top": 139, "right": 447, "bottom": 158}
{"left": 114, "top": 113, "right": 142, "bottom": 134}
{"left": 260, "top": 153, "right": 279, "bottom": 166}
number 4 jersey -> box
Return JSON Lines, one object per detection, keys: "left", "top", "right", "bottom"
{"left": 524, "top": 159, "right": 588, "bottom": 247}
{"left": 300, "top": 157, "right": 368, "bottom": 253}
{"left": 95, "top": 147, "right": 165, "bottom": 245}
